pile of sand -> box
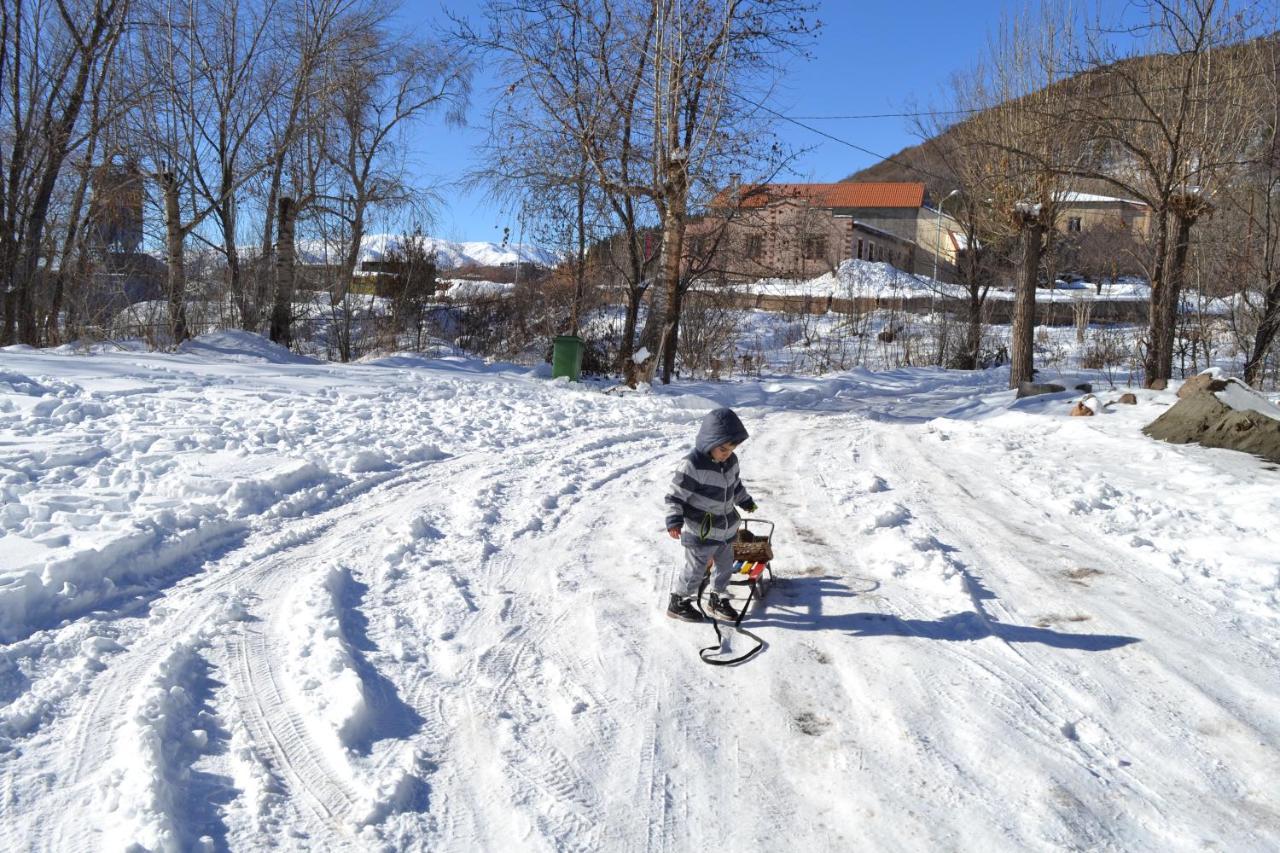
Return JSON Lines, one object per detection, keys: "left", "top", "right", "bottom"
{"left": 1143, "top": 374, "right": 1280, "bottom": 464}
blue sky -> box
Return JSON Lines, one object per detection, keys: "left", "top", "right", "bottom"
{"left": 396, "top": 1, "right": 1124, "bottom": 243}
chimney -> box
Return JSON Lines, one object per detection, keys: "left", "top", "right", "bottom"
{"left": 729, "top": 173, "right": 741, "bottom": 204}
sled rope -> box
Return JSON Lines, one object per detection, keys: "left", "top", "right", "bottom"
{"left": 696, "top": 575, "right": 766, "bottom": 666}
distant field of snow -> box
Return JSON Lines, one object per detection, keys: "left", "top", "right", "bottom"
{"left": 732, "top": 258, "right": 1155, "bottom": 303}
{"left": 2, "top": 332, "right": 1278, "bottom": 850}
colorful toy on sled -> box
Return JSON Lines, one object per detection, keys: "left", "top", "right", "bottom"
{"left": 729, "top": 518, "right": 775, "bottom": 596}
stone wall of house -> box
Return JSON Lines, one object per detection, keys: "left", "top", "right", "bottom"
{"left": 711, "top": 202, "right": 934, "bottom": 281}
{"left": 1057, "top": 202, "right": 1149, "bottom": 238}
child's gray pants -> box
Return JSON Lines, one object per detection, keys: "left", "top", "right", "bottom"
{"left": 675, "top": 538, "right": 736, "bottom": 598}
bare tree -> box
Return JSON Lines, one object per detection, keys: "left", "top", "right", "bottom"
{"left": 132, "top": 0, "right": 288, "bottom": 342}
{"left": 640, "top": 0, "right": 817, "bottom": 384}
{"left": 1070, "top": 0, "right": 1252, "bottom": 386}
{"left": 962, "top": 2, "right": 1082, "bottom": 388}
{"left": 469, "top": 0, "right": 815, "bottom": 384}
{"left": 315, "top": 30, "right": 468, "bottom": 360}
{"left": 1, "top": 0, "right": 128, "bottom": 345}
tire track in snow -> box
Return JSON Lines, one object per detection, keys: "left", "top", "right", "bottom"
{"left": 864, "top": 421, "right": 1279, "bottom": 848}
{"left": 745, "top": 413, "right": 1089, "bottom": 848}
{"left": 15, "top": 454, "right": 469, "bottom": 849}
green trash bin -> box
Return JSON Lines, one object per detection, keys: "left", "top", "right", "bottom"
{"left": 551, "top": 334, "right": 585, "bottom": 381}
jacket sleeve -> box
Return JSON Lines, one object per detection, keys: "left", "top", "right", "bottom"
{"left": 665, "top": 458, "right": 695, "bottom": 529}
{"left": 733, "top": 469, "right": 754, "bottom": 509}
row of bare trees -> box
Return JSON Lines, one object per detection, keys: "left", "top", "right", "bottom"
{"left": 461, "top": 0, "right": 817, "bottom": 384}
{"left": 1, "top": 0, "right": 468, "bottom": 354}
{"left": 916, "top": 0, "right": 1280, "bottom": 388}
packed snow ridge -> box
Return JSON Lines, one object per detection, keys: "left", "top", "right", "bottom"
{"left": 1, "top": 330, "right": 1278, "bottom": 851}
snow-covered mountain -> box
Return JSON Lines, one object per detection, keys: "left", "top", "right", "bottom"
{"left": 296, "top": 233, "right": 560, "bottom": 269}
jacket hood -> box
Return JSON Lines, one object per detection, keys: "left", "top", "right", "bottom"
{"left": 694, "top": 408, "right": 749, "bottom": 455}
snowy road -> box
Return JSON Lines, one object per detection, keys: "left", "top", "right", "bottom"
{"left": 2, "top": 336, "right": 1278, "bottom": 851}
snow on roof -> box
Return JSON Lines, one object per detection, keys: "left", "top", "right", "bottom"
{"left": 1056, "top": 191, "right": 1146, "bottom": 207}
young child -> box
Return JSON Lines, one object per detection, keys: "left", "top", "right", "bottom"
{"left": 664, "top": 407, "right": 757, "bottom": 622}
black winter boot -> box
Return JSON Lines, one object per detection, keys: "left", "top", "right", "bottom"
{"left": 707, "top": 592, "right": 740, "bottom": 622}
{"left": 666, "top": 593, "right": 704, "bottom": 622}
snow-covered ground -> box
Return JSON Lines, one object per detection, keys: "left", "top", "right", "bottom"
{"left": 2, "top": 332, "right": 1278, "bottom": 851}
{"left": 735, "top": 259, "right": 1162, "bottom": 305}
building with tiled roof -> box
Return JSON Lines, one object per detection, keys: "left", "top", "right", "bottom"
{"left": 691, "top": 179, "right": 960, "bottom": 281}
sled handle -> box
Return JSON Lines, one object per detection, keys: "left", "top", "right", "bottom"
{"left": 739, "top": 518, "right": 774, "bottom": 542}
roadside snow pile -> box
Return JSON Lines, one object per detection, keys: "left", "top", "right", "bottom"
{"left": 1143, "top": 370, "right": 1280, "bottom": 463}
{"left": 177, "top": 330, "right": 319, "bottom": 365}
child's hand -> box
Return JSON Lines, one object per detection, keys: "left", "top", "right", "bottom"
{"left": 742, "top": 501, "right": 758, "bottom": 513}
{"left": 667, "top": 527, "right": 681, "bottom": 539}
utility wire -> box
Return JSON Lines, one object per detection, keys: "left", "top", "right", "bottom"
{"left": 733, "top": 91, "right": 955, "bottom": 185}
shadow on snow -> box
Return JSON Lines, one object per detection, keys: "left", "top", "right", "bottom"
{"left": 753, "top": 575, "right": 1140, "bottom": 652}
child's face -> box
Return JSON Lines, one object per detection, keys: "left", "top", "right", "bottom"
{"left": 709, "top": 441, "right": 738, "bottom": 463}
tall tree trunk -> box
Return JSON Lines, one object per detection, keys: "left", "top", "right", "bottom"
{"left": 1155, "top": 194, "right": 1207, "bottom": 384}
{"left": 161, "top": 172, "right": 190, "bottom": 344}
{"left": 570, "top": 180, "right": 586, "bottom": 335}
{"left": 335, "top": 207, "right": 365, "bottom": 363}
{"left": 1142, "top": 209, "right": 1172, "bottom": 386}
{"left": 639, "top": 232, "right": 668, "bottom": 362}
{"left": 269, "top": 196, "right": 296, "bottom": 346}
{"left": 1244, "top": 289, "right": 1279, "bottom": 387}
{"left": 656, "top": 195, "right": 686, "bottom": 384}
{"left": 1009, "top": 212, "right": 1044, "bottom": 389}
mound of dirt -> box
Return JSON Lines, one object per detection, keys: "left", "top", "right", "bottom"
{"left": 1143, "top": 378, "right": 1280, "bottom": 464}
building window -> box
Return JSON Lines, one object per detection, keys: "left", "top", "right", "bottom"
{"left": 856, "top": 238, "right": 864, "bottom": 260}
{"left": 803, "top": 235, "right": 827, "bottom": 260}
{"left": 868, "top": 242, "right": 876, "bottom": 261}
{"left": 1067, "top": 217, "right": 1082, "bottom": 233}
{"left": 745, "top": 235, "right": 763, "bottom": 259}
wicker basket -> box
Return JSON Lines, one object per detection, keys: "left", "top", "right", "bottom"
{"left": 733, "top": 527, "right": 773, "bottom": 563}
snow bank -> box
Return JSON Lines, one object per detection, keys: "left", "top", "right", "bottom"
{"left": 177, "top": 330, "right": 320, "bottom": 365}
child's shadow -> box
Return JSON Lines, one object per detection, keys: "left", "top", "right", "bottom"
{"left": 752, "top": 575, "right": 1139, "bottom": 652}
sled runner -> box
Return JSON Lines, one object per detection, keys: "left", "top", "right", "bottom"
{"left": 697, "top": 519, "right": 776, "bottom": 666}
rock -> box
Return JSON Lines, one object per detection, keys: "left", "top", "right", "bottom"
{"left": 1016, "top": 381, "right": 1067, "bottom": 399}
{"left": 1070, "top": 394, "right": 1102, "bottom": 417}
{"left": 1177, "top": 373, "right": 1229, "bottom": 398}
{"left": 1146, "top": 378, "right": 1168, "bottom": 390}
{"left": 1074, "top": 383, "right": 1093, "bottom": 393}
{"left": 1114, "top": 393, "right": 1138, "bottom": 405}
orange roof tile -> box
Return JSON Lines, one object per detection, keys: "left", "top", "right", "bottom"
{"left": 718, "top": 181, "right": 926, "bottom": 210}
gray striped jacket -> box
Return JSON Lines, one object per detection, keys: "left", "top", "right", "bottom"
{"left": 665, "top": 451, "right": 754, "bottom": 544}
